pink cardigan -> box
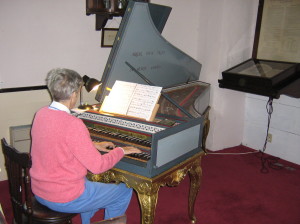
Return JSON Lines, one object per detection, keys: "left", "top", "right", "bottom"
{"left": 30, "top": 107, "right": 124, "bottom": 203}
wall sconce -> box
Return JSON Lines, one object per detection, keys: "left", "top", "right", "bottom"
{"left": 78, "top": 75, "right": 101, "bottom": 110}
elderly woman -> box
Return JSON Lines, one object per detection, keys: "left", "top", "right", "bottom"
{"left": 30, "top": 68, "right": 141, "bottom": 224}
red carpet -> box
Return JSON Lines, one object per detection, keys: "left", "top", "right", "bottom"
{"left": 1, "top": 145, "right": 300, "bottom": 224}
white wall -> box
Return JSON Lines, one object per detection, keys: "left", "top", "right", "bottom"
{"left": 0, "top": 0, "right": 109, "bottom": 180}
{"left": 154, "top": 0, "right": 259, "bottom": 152}
{"left": 0, "top": 89, "right": 98, "bottom": 180}
{"left": 197, "top": 0, "right": 259, "bottom": 150}
{"left": 0, "top": 0, "right": 114, "bottom": 89}
{"left": 243, "top": 94, "right": 300, "bottom": 165}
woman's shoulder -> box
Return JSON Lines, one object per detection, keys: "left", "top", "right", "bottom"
{"left": 66, "top": 112, "right": 86, "bottom": 126}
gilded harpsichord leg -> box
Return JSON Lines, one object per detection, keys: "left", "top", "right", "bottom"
{"left": 87, "top": 152, "right": 204, "bottom": 224}
{"left": 134, "top": 182, "right": 159, "bottom": 224}
{"left": 202, "top": 107, "right": 211, "bottom": 154}
{"left": 188, "top": 155, "right": 202, "bottom": 223}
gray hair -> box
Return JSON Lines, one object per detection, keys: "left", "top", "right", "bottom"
{"left": 46, "top": 68, "right": 83, "bottom": 101}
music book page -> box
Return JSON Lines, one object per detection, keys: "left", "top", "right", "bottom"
{"left": 100, "top": 80, "right": 162, "bottom": 121}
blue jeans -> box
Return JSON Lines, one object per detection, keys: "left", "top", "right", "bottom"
{"left": 35, "top": 179, "right": 133, "bottom": 224}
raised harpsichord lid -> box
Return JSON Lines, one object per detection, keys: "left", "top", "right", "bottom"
{"left": 95, "top": 1, "right": 202, "bottom": 105}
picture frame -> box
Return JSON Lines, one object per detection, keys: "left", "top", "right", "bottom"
{"left": 252, "top": 0, "right": 300, "bottom": 63}
{"left": 101, "top": 28, "right": 119, "bottom": 47}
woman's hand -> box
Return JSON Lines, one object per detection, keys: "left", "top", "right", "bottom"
{"left": 122, "top": 146, "right": 142, "bottom": 155}
{"left": 94, "top": 141, "right": 115, "bottom": 152}
{"left": 94, "top": 142, "right": 142, "bottom": 155}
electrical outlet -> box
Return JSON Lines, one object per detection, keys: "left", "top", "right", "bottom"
{"left": 267, "top": 133, "right": 272, "bottom": 142}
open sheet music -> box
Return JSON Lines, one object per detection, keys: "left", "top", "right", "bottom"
{"left": 100, "top": 80, "right": 162, "bottom": 121}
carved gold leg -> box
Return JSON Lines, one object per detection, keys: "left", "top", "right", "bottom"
{"left": 87, "top": 152, "right": 204, "bottom": 224}
{"left": 202, "top": 113, "right": 210, "bottom": 153}
{"left": 136, "top": 186, "right": 159, "bottom": 224}
{"left": 188, "top": 158, "right": 202, "bottom": 223}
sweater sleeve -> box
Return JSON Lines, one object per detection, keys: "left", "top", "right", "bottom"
{"left": 65, "top": 118, "right": 124, "bottom": 174}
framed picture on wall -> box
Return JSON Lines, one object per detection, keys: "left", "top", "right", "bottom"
{"left": 101, "top": 28, "right": 119, "bottom": 47}
{"left": 252, "top": 0, "right": 300, "bottom": 63}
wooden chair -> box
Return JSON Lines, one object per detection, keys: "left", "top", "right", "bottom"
{"left": 0, "top": 203, "right": 8, "bottom": 224}
{"left": 1, "top": 138, "right": 76, "bottom": 224}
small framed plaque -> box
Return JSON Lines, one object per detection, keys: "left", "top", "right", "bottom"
{"left": 101, "top": 28, "right": 118, "bottom": 47}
